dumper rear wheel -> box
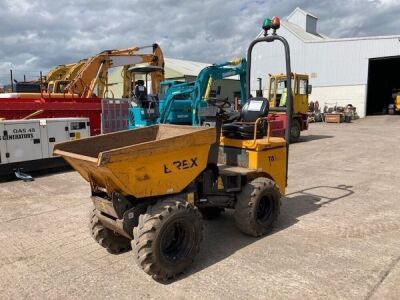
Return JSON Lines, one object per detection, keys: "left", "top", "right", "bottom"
{"left": 89, "top": 208, "right": 132, "bottom": 254}
{"left": 234, "top": 177, "right": 280, "bottom": 237}
{"left": 133, "top": 198, "right": 203, "bottom": 280}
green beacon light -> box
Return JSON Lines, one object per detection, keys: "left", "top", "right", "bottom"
{"left": 262, "top": 18, "right": 272, "bottom": 31}
{"left": 263, "top": 17, "right": 281, "bottom": 36}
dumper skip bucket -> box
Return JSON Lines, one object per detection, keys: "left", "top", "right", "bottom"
{"left": 54, "top": 125, "right": 216, "bottom": 198}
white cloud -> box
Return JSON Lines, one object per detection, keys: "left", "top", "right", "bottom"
{"left": 1, "top": 0, "right": 400, "bottom": 84}
{"left": 5, "top": 0, "right": 35, "bottom": 15}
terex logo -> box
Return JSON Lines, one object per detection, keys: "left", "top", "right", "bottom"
{"left": 163, "top": 157, "right": 198, "bottom": 174}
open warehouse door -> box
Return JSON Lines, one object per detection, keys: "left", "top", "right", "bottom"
{"left": 366, "top": 56, "right": 400, "bottom": 115}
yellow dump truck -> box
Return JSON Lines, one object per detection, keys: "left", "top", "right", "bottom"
{"left": 54, "top": 17, "right": 292, "bottom": 280}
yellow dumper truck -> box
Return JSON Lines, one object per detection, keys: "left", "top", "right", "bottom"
{"left": 54, "top": 17, "right": 292, "bottom": 280}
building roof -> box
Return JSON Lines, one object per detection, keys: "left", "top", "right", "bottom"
{"left": 256, "top": 8, "right": 325, "bottom": 41}
{"left": 278, "top": 7, "right": 400, "bottom": 44}
{"left": 256, "top": 20, "right": 326, "bottom": 41}
{"left": 164, "top": 57, "right": 210, "bottom": 77}
{"left": 258, "top": 7, "right": 400, "bottom": 43}
{"left": 281, "top": 20, "right": 400, "bottom": 44}
{"left": 281, "top": 20, "right": 326, "bottom": 41}
{"left": 287, "top": 7, "right": 318, "bottom": 20}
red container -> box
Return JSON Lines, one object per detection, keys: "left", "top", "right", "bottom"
{"left": 0, "top": 94, "right": 102, "bottom": 136}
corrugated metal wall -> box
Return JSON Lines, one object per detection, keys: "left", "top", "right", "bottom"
{"left": 251, "top": 27, "right": 400, "bottom": 90}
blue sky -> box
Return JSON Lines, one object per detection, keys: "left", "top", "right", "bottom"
{"left": 1, "top": 0, "right": 399, "bottom": 84}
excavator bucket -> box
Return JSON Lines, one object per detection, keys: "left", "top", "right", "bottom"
{"left": 53, "top": 125, "right": 215, "bottom": 198}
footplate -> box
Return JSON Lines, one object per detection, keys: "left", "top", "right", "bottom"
{"left": 91, "top": 196, "right": 118, "bottom": 218}
{"left": 91, "top": 192, "right": 133, "bottom": 219}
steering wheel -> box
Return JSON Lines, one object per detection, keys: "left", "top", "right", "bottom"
{"left": 207, "top": 97, "right": 231, "bottom": 109}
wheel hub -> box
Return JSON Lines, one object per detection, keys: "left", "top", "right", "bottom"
{"left": 256, "top": 196, "right": 273, "bottom": 223}
{"left": 291, "top": 124, "right": 300, "bottom": 137}
{"left": 160, "top": 220, "right": 193, "bottom": 263}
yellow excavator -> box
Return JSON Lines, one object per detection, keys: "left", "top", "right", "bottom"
{"left": 46, "top": 59, "right": 87, "bottom": 93}
{"left": 45, "top": 63, "right": 75, "bottom": 83}
{"left": 6, "top": 44, "right": 164, "bottom": 100}
{"left": 10, "top": 63, "right": 79, "bottom": 94}
{"left": 64, "top": 44, "right": 164, "bottom": 98}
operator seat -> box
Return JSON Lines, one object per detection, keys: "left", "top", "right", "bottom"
{"left": 222, "top": 97, "right": 269, "bottom": 139}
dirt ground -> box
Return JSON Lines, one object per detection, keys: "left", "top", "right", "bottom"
{"left": 0, "top": 116, "right": 399, "bottom": 299}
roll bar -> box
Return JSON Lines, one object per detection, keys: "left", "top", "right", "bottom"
{"left": 246, "top": 22, "right": 293, "bottom": 185}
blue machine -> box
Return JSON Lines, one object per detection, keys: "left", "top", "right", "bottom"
{"left": 128, "top": 58, "right": 247, "bottom": 128}
{"left": 158, "top": 80, "right": 193, "bottom": 124}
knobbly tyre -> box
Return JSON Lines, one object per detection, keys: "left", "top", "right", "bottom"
{"left": 54, "top": 17, "right": 293, "bottom": 280}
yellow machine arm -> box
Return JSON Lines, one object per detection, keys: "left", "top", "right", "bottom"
{"left": 65, "top": 44, "right": 164, "bottom": 98}
{"left": 45, "top": 59, "right": 88, "bottom": 93}
{"left": 63, "top": 59, "right": 87, "bottom": 80}
{"left": 45, "top": 63, "right": 76, "bottom": 83}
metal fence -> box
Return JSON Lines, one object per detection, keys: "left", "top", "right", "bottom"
{"left": 101, "top": 98, "right": 131, "bottom": 134}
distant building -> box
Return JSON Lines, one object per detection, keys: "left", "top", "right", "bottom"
{"left": 251, "top": 7, "right": 400, "bottom": 117}
{"left": 164, "top": 57, "right": 210, "bottom": 82}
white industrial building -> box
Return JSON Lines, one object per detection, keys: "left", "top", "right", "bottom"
{"left": 251, "top": 7, "right": 400, "bottom": 117}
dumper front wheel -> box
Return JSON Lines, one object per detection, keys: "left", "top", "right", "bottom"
{"left": 234, "top": 178, "right": 280, "bottom": 237}
{"left": 89, "top": 208, "right": 132, "bottom": 254}
{"left": 133, "top": 198, "right": 203, "bottom": 280}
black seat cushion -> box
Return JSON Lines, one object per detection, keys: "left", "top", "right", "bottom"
{"left": 224, "top": 111, "right": 241, "bottom": 123}
{"left": 222, "top": 123, "right": 265, "bottom": 139}
{"left": 222, "top": 97, "right": 269, "bottom": 139}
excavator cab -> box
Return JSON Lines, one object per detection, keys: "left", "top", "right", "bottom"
{"left": 48, "top": 80, "right": 71, "bottom": 93}
{"left": 133, "top": 80, "right": 148, "bottom": 104}
{"left": 128, "top": 65, "right": 164, "bottom": 127}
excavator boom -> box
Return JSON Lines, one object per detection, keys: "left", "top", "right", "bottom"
{"left": 157, "top": 58, "right": 247, "bottom": 125}
{"left": 46, "top": 63, "right": 76, "bottom": 83}
{"left": 63, "top": 59, "right": 87, "bottom": 80}
{"left": 65, "top": 44, "right": 164, "bottom": 98}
